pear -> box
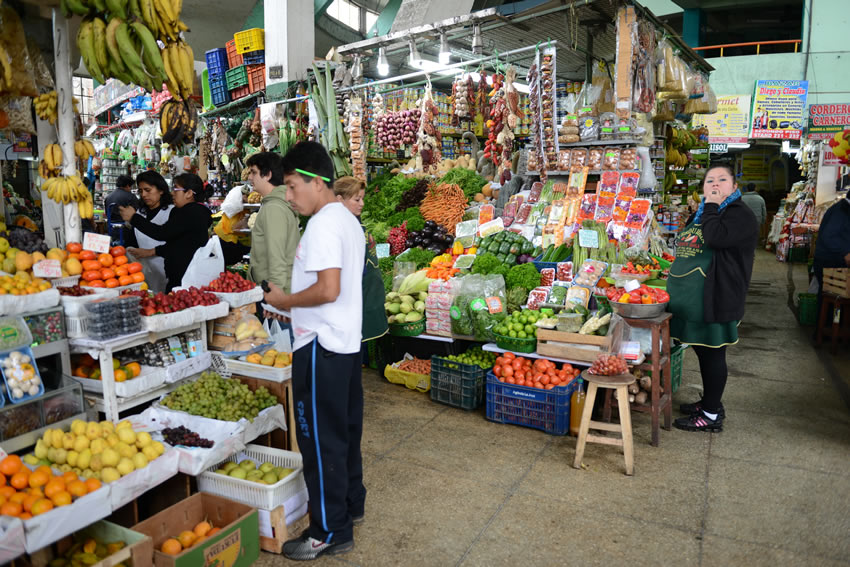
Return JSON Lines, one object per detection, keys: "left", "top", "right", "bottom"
{"left": 116, "top": 457, "right": 135, "bottom": 476}
{"left": 71, "top": 420, "right": 87, "bottom": 436}
{"left": 135, "top": 431, "right": 152, "bottom": 449}
{"left": 142, "top": 445, "right": 159, "bottom": 461}
{"left": 47, "top": 447, "right": 57, "bottom": 463}
{"left": 54, "top": 448, "right": 68, "bottom": 465}
{"left": 62, "top": 433, "right": 76, "bottom": 450}
{"left": 222, "top": 461, "right": 239, "bottom": 473}
{"left": 215, "top": 469, "right": 229, "bottom": 475}
{"left": 101, "top": 448, "right": 120, "bottom": 468}
{"left": 259, "top": 462, "right": 275, "bottom": 474}
{"left": 90, "top": 438, "right": 106, "bottom": 455}
{"left": 34, "top": 439, "right": 48, "bottom": 459}
{"left": 67, "top": 450, "right": 79, "bottom": 467}
{"left": 105, "top": 433, "right": 120, "bottom": 447}
{"left": 81, "top": 468, "right": 94, "bottom": 479}
{"left": 77, "top": 449, "right": 92, "bottom": 470}
{"left": 51, "top": 429, "right": 65, "bottom": 449}
{"left": 89, "top": 454, "right": 104, "bottom": 472}
{"left": 262, "top": 472, "right": 278, "bottom": 484}
{"left": 117, "top": 442, "right": 137, "bottom": 459}
{"left": 116, "top": 420, "right": 133, "bottom": 430}
{"left": 239, "top": 459, "right": 255, "bottom": 470}
{"left": 101, "top": 467, "right": 121, "bottom": 483}
{"left": 73, "top": 435, "right": 90, "bottom": 452}
{"left": 99, "top": 421, "right": 114, "bottom": 434}
{"left": 58, "top": 464, "right": 71, "bottom": 473}
{"left": 85, "top": 422, "right": 103, "bottom": 440}
{"left": 151, "top": 441, "right": 165, "bottom": 456}
{"left": 132, "top": 452, "right": 149, "bottom": 470}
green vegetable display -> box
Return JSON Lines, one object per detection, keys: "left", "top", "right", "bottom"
{"left": 443, "top": 347, "right": 498, "bottom": 369}
{"left": 362, "top": 174, "right": 418, "bottom": 230}
{"left": 450, "top": 294, "right": 475, "bottom": 336}
{"left": 395, "top": 248, "right": 438, "bottom": 269}
{"left": 438, "top": 168, "right": 489, "bottom": 199}
{"left": 505, "top": 264, "right": 541, "bottom": 292}
{"left": 387, "top": 207, "right": 425, "bottom": 232}
{"left": 505, "top": 287, "right": 529, "bottom": 313}
{"left": 471, "top": 253, "right": 509, "bottom": 276}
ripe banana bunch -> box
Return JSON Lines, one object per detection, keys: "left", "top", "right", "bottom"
{"left": 65, "top": 0, "right": 191, "bottom": 98}
{"left": 34, "top": 92, "right": 80, "bottom": 125}
{"left": 38, "top": 160, "right": 60, "bottom": 180}
{"left": 44, "top": 175, "right": 91, "bottom": 206}
{"left": 78, "top": 193, "right": 95, "bottom": 219}
{"left": 159, "top": 98, "right": 196, "bottom": 145}
{"left": 43, "top": 144, "right": 64, "bottom": 173}
{"left": 75, "top": 139, "right": 96, "bottom": 163}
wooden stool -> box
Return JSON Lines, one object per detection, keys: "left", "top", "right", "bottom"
{"left": 573, "top": 372, "right": 636, "bottom": 476}
{"left": 816, "top": 292, "right": 850, "bottom": 355}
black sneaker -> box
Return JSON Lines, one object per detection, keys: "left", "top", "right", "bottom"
{"left": 673, "top": 410, "right": 723, "bottom": 432}
{"left": 679, "top": 399, "right": 725, "bottom": 419}
{"left": 282, "top": 532, "right": 354, "bottom": 561}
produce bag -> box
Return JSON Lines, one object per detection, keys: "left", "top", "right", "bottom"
{"left": 450, "top": 275, "right": 480, "bottom": 336}
{"left": 221, "top": 185, "right": 247, "bottom": 217}
{"left": 181, "top": 236, "right": 225, "bottom": 288}
{"left": 0, "top": 5, "right": 38, "bottom": 97}
{"left": 470, "top": 274, "right": 507, "bottom": 341}
{"left": 264, "top": 317, "right": 293, "bottom": 353}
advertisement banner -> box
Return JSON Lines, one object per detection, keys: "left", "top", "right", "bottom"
{"left": 823, "top": 145, "right": 844, "bottom": 166}
{"left": 749, "top": 80, "right": 808, "bottom": 140}
{"left": 807, "top": 103, "right": 850, "bottom": 140}
{"left": 692, "top": 95, "right": 751, "bottom": 143}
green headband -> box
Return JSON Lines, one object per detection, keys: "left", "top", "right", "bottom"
{"left": 295, "top": 168, "right": 331, "bottom": 183}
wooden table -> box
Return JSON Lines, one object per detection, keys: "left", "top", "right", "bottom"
{"left": 603, "top": 312, "right": 672, "bottom": 447}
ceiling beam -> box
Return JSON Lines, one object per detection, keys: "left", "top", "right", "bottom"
{"left": 368, "top": 0, "right": 403, "bottom": 37}
{"left": 315, "top": 0, "right": 333, "bottom": 20}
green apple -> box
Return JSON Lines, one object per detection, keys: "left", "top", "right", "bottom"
{"left": 222, "top": 461, "right": 239, "bottom": 472}
{"left": 228, "top": 468, "right": 248, "bottom": 479}
{"left": 239, "top": 460, "right": 256, "bottom": 470}
{"left": 262, "top": 472, "right": 278, "bottom": 484}
{"left": 215, "top": 469, "right": 229, "bottom": 475}
{"left": 259, "top": 462, "right": 275, "bottom": 473}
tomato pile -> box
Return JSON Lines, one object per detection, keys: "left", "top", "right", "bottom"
{"left": 76, "top": 245, "right": 145, "bottom": 288}
{"left": 606, "top": 284, "right": 669, "bottom": 305}
{"left": 124, "top": 288, "right": 220, "bottom": 316}
{"left": 492, "top": 352, "right": 581, "bottom": 389}
{"left": 588, "top": 353, "right": 629, "bottom": 376}
{"left": 202, "top": 271, "right": 255, "bottom": 293}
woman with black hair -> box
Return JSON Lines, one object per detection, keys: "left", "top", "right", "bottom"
{"left": 120, "top": 173, "right": 212, "bottom": 291}
{"left": 125, "top": 170, "right": 173, "bottom": 292}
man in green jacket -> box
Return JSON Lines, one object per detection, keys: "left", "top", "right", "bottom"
{"left": 246, "top": 152, "right": 300, "bottom": 293}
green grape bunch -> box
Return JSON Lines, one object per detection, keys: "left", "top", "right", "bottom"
{"left": 161, "top": 371, "right": 279, "bottom": 421}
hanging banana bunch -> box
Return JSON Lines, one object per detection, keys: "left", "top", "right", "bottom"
{"left": 43, "top": 174, "right": 92, "bottom": 207}
{"left": 159, "top": 98, "right": 197, "bottom": 145}
{"left": 34, "top": 91, "right": 79, "bottom": 125}
{"left": 75, "top": 139, "right": 96, "bottom": 163}
{"left": 39, "top": 144, "right": 64, "bottom": 180}
{"left": 65, "top": 0, "right": 194, "bottom": 99}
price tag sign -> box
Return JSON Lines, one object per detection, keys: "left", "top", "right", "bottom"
{"left": 375, "top": 243, "right": 390, "bottom": 259}
{"left": 82, "top": 231, "right": 110, "bottom": 254}
{"left": 33, "top": 259, "right": 62, "bottom": 278}
{"left": 709, "top": 143, "right": 728, "bottom": 153}
{"left": 578, "top": 229, "right": 599, "bottom": 249}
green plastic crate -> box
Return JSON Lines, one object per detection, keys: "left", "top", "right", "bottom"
{"left": 671, "top": 344, "right": 686, "bottom": 393}
{"left": 225, "top": 65, "right": 248, "bottom": 90}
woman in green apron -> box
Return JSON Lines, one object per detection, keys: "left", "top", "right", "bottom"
{"left": 667, "top": 164, "right": 758, "bottom": 432}
{"left": 334, "top": 177, "right": 389, "bottom": 350}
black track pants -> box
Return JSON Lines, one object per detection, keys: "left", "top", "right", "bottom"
{"left": 692, "top": 344, "right": 727, "bottom": 412}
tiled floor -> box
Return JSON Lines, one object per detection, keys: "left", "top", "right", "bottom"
{"left": 256, "top": 251, "right": 850, "bottom": 566}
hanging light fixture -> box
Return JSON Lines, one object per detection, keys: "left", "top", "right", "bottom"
{"left": 408, "top": 39, "right": 421, "bottom": 67}
{"left": 351, "top": 55, "right": 362, "bottom": 80}
{"left": 439, "top": 30, "right": 451, "bottom": 65}
{"left": 471, "top": 24, "right": 483, "bottom": 55}
{"left": 377, "top": 46, "right": 389, "bottom": 76}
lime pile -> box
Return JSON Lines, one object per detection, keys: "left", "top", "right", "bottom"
{"left": 444, "top": 347, "right": 498, "bottom": 369}
{"left": 493, "top": 309, "right": 543, "bottom": 339}
{"left": 161, "top": 371, "right": 278, "bottom": 422}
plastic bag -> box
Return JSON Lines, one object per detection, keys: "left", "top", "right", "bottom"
{"left": 0, "top": 5, "right": 37, "bottom": 97}
{"left": 27, "top": 40, "right": 55, "bottom": 91}
{"left": 0, "top": 96, "right": 35, "bottom": 133}
{"left": 181, "top": 236, "right": 225, "bottom": 288}
{"left": 588, "top": 148, "right": 604, "bottom": 170}
{"left": 221, "top": 186, "right": 246, "bottom": 217}
{"left": 260, "top": 102, "right": 279, "bottom": 150}
{"left": 450, "top": 275, "right": 482, "bottom": 336}
{"left": 471, "top": 274, "right": 507, "bottom": 341}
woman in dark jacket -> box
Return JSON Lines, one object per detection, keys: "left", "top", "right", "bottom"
{"left": 667, "top": 164, "right": 758, "bottom": 432}
{"left": 119, "top": 173, "right": 212, "bottom": 291}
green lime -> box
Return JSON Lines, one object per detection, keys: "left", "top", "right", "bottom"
{"left": 513, "top": 323, "right": 524, "bottom": 332}
{"left": 517, "top": 331, "right": 527, "bottom": 339}
{"left": 509, "top": 330, "right": 517, "bottom": 338}
{"left": 524, "top": 325, "right": 534, "bottom": 334}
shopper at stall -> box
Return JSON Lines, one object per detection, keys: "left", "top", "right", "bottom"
{"left": 104, "top": 174, "right": 141, "bottom": 223}
{"left": 812, "top": 192, "right": 850, "bottom": 314}
{"left": 333, "top": 175, "right": 389, "bottom": 348}
{"left": 119, "top": 173, "right": 212, "bottom": 291}
{"left": 262, "top": 142, "right": 365, "bottom": 560}
{"left": 667, "top": 163, "right": 758, "bottom": 432}
{"left": 245, "top": 152, "right": 300, "bottom": 293}
{"left": 741, "top": 182, "right": 767, "bottom": 229}
{"left": 125, "top": 170, "right": 173, "bottom": 292}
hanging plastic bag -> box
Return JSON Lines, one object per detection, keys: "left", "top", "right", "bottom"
{"left": 0, "top": 5, "right": 38, "bottom": 97}
{"left": 221, "top": 186, "right": 247, "bottom": 218}
{"left": 263, "top": 317, "right": 293, "bottom": 353}
{"left": 0, "top": 96, "right": 35, "bottom": 133}
{"left": 181, "top": 236, "right": 225, "bottom": 288}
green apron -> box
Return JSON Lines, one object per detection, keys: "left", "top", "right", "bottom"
{"left": 667, "top": 223, "right": 739, "bottom": 348}
{"left": 362, "top": 229, "right": 389, "bottom": 342}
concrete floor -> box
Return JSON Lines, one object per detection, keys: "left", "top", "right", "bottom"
{"left": 256, "top": 251, "right": 850, "bottom": 566}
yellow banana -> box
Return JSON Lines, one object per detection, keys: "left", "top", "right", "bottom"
{"left": 83, "top": 139, "right": 95, "bottom": 156}
{"left": 139, "top": 0, "right": 159, "bottom": 38}
{"left": 171, "top": 0, "right": 181, "bottom": 17}
{"left": 179, "top": 40, "right": 194, "bottom": 96}
{"left": 153, "top": 0, "right": 176, "bottom": 26}
{"left": 160, "top": 47, "right": 182, "bottom": 100}
{"left": 0, "top": 44, "right": 12, "bottom": 90}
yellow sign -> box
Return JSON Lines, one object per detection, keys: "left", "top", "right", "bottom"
{"left": 204, "top": 529, "right": 242, "bottom": 567}
{"left": 692, "top": 95, "right": 751, "bottom": 144}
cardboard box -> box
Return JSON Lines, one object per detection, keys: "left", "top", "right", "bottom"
{"left": 133, "top": 493, "right": 259, "bottom": 567}
{"left": 52, "top": 520, "right": 153, "bottom": 567}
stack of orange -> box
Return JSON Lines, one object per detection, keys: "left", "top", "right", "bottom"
{"left": 160, "top": 520, "right": 222, "bottom": 555}
{"left": 0, "top": 455, "right": 102, "bottom": 519}
{"left": 66, "top": 243, "right": 146, "bottom": 289}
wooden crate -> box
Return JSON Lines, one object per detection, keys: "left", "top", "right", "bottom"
{"left": 536, "top": 329, "right": 612, "bottom": 363}
{"left": 208, "top": 303, "right": 258, "bottom": 350}
{"left": 823, "top": 268, "right": 850, "bottom": 298}
{"left": 259, "top": 505, "right": 310, "bottom": 554}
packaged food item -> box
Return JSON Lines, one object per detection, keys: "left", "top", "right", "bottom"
{"left": 478, "top": 204, "right": 495, "bottom": 225}
{"left": 599, "top": 112, "right": 617, "bottom": 140}
{"left": 556, "top": 261, "right": 573, "bottom": 282}
{"left": 588, "top": 148, "right": 604, "bottom": 171}
{"left": 557, "top": 312, "right": 584, "bottom": 333}
{"left": 573, "top": 259, "right": 608, "bottom": 287}
{"left": 558, "top": 134, "right": 581, "bottom": 144}
{"left": 516, "top": 203, "right": 533, "bottom": 224}
{"left": 595, "top": 196, "right": 616, "bottom": 222}
{"left": 616, "top": 116, "right": 635, "bottom": 140}
{"left": 526, "top": 149, "right": 539, "bottom": 172}
{"left": 578, "top": 193, "right": 597, "bottom": 222}
{"left": 567, "top": 169, "right": 588, "bottom": 197}
{"left": 528, "top": 181, "right": 544, "bottom": 203}
{"left": 455, "top": 219, "right": 479, "bottom": 248}
{"left": 579, "top": 115, "right": 599, "bottom": 142}
{"left": 602, "top": 149, "right": 620, "bottom": 171}
{"left": 619, "top": 147, "right": 638, "bottom": 170}
{"left": 526, "top": 287, "right": 551, "bottom": 310}
{"left": 502, "top": 201, "right": 517, "bottom": 227}
{"left": 540, "top": 268, "right": 555, "bottom": 286}
{"left": 618, "top": 171, "right": 641, "bottom": 191}
{"left": 570, "top": 148, "right": 588, "bottom": 172}
{"left": 566, "top": 286, "right": 591, "bottom": 309}
{"left": 557, "top": 149, "right": 571, "bottom": 171}
{"left": 562, "top": 113, "right": 579, "bottom": 128}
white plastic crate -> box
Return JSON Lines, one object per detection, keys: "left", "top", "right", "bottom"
{"left": 65, "top": 314, "right": 89, "bottom": 338}
{"left": 197, "top": 444, "right": 306, "bottom": 511}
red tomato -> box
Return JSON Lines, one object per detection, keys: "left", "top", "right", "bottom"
{"left": 545, "top": 384, "right": 555, "bottom": 390}
{"left": 511, "top": 359, "right": 523, "bottom": 370}
{"left": 505, "top": 377, "right": 516, "bottom": 384}
{"left": 515, "top": 379, "right": 525, "bottom": 387}
{"left": 502, "top": 366, "right": 514, "bottom": 378}
{"left": 540, "top": 375, "right": 550, "bottom": 385}
{"left": 503, "top": 352, "right": 516, "bottom": 360}
{"left": 493, "top": 366, "right": 502, "bottom": 378}
{"left": 550, "top": 376, "right": 561, "bottom": 386}
{"left": 109, "top": 246, "right": 126, "bottom": 257}
{"left": 534, "top": 382, "right": 545, "bottom": 389}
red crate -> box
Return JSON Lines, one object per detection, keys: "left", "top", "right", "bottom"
{"left": 231, "top": 85, "right": 250, "bottom": 100}
{"left": 226, "top": 39, "right": 243, "bottom": 68}
{"left": 247, "top": 64, "right": 265, "bottom": 93}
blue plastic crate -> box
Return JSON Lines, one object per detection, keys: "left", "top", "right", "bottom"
{"left": 209, "top": 75, "right": 230, "bottom": 107}
{"left": 485, "top": 371, "right": 577, "bottom": 435}
{"left": 205, "top": 48, "right": 229, "bottom": 78}
{"left": 242, "top": 50, "right": 265, "bottom": 65}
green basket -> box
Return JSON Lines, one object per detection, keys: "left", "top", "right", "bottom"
{"left": 671, "top": 344, "right": 686, "bottom": 393}
{"left": 388, "top": 319, "right": 425, "bottom": 337}
{"left": 787, "top": 247, "right": 809, "bottom": 264}
{"left": 649, "top": 254, "right": 672, "bottom": 269}
{"left": 493, "top": 333, "right": 537, "bottom": 353}
{"left": 798, "top": 293, "right": 818, "bottom": 326}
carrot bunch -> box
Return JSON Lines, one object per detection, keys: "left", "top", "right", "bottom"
{"left": 426, "top": 254, "right": 459, "bottom": 280}
{"left": 419, "top": 183, "right": 466, "bottom": 235}
{"left": 398, "top": 358, "right": 431, "bottom": 374}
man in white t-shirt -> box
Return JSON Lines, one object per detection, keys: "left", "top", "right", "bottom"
{"left": 263, "top": 142, "right": 365, "bottom": 561}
